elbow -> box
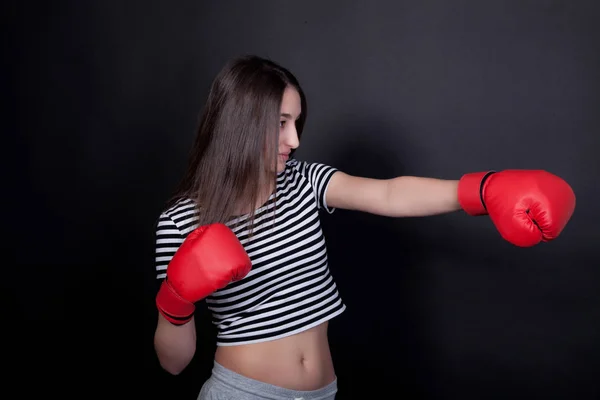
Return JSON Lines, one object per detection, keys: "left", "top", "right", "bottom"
{"left": 160, "top": 360, "right": 182, "bottom": 375}
{"left": 154, "top": 336, "right": 196, "bottom": 375}
{"left": 159, "top": 359, "right": 188, "bottom": 376}
{"left": 157, "top": 349, "right": 195, "bottom": 375}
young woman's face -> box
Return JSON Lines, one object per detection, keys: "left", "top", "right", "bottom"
{"left": 276, "top": 86, "right": 301, "bottom": 173}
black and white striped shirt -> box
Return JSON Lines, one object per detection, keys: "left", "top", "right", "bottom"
{"left": 154, "top": 158, "right": 346, "bottom": 346}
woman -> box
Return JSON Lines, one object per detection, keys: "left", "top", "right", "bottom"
{"left": 153, "top": 55, "right": 574, "bottom": 399}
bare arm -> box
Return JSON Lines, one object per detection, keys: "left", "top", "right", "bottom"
{"left": 326, "top": 171, "right": 461, "bottom": 217}
{"left": 154, "top": 312, "right": 196, "bottom": 375}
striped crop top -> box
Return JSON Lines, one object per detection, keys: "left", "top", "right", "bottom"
{"left": 154, "top": 158, "right": 347, "bottom": 346}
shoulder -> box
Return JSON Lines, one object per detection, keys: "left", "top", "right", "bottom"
{"left": 281, "top": 157, "right": 340, "bottom": 212}
{"left": 156, "top": 197, "right": 199, "bottom": 236}
{"left": 283, "top": 157, "right": 338, "bottom": 179}
{"left": 163, "top": 197, "right": 196, "bottom": 219}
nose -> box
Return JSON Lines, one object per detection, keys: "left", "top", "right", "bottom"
{"left": 283, "top": 125, "right": 300, "bottom": 150}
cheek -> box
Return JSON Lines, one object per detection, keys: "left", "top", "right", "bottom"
{"left": 278, "top": 126, "right": 291, "bottom": 144}
{"left": 275, "top": 131, "right": 283, "bottom": 149}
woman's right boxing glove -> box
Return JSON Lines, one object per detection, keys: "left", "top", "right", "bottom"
{"left": 155, "top": 223, "right": 252, "bottom": 325}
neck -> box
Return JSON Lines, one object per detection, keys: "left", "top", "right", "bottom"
{"left": 233, "top": 179, "right": 276, "bottom": 216}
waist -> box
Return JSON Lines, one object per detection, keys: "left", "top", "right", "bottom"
{"left": 214, "top": 322, "right": 335, "bottom": 391}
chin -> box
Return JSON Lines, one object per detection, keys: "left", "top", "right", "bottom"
{"left": 276, "top": 158, "right": 286, "bottom": 172}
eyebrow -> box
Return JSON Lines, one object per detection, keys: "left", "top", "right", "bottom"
{"left": 281, "top": 113, "right": 299, "bottom": 119}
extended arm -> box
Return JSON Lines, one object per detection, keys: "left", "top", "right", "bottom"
{"left": 326, "top": 171, "right": 460, "bottom": 217}
{"left": 325, "top": 169, "right": 575, "bottom": 247}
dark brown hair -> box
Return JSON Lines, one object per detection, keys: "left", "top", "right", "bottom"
{"left": 169, "top": 55, "right": 307, "bottom": 228}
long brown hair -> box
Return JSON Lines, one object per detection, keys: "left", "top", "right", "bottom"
{"left": 169, "top": 55, "right": 307, "bottom": 229}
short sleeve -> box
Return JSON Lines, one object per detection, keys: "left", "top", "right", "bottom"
{"left": 154, "top": 212, "right": 185, "bottom": 280}
{"left": 288, "top": 159, "right": 339, "bottom": 213}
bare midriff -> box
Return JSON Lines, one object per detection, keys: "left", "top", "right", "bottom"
{"left": 214, "top": 321, "right": 336, "bottom": 391}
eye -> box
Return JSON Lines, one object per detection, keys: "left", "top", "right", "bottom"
{"left": 280, "top": 120, "right": 286, "bottom": 128}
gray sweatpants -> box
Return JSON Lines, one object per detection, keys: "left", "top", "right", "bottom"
{"left": 198, "top": 361, "right": 338, "bottom": 400}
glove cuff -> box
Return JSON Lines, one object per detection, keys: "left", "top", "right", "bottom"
{"left": 458, "top": 171, "right": 495, "bottom": 216}
{"left": 156, "top": 278, "right": 195, "bottom": 325}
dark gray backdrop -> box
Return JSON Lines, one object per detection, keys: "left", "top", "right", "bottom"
{"left": 7, "top": 1, "right": 600, "bottom": 398}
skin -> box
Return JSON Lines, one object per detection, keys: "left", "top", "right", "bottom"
{"left": 155, "top": 86, "right": 462, "bottom": 390}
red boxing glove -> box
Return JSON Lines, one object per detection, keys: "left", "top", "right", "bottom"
{"left": 156, "top": 223, "right": 252, "bottom": 325}
{"left": 458, "top": 170, "right": 576, "bottom": 247}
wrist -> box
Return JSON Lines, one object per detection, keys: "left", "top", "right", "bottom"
{"left": 156, "top": 279, "right": 196, "bottom": 325}
{"left": 458, "top": 171, "right": 495, "bottom": 215}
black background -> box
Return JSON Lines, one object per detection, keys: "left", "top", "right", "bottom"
{"left": 7, "top": 1, "right": 600, "bottom": 398}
